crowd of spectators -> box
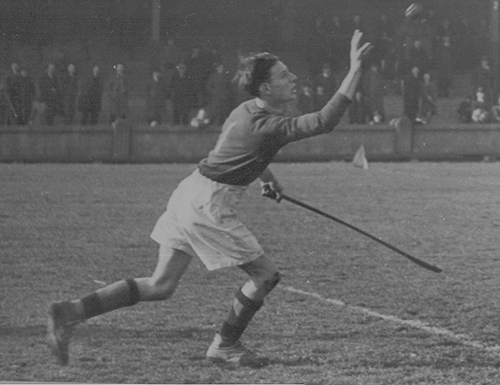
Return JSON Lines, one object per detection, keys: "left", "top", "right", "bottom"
{"left": 0, "top": 8, "right": 496, "bottom": 128}
{"left": 299, "top": 9, "right": 494, "bottom": 126}
{"left": 0, "top": 36, "right": 235, "bottom": 129}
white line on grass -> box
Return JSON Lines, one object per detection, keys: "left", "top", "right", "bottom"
{"left": 281, "top": 285, "right": 500, "bottom": 356}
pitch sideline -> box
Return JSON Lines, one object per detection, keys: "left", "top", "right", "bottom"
{"left": 280, "top": 285, "right": 500, "bottom": 356}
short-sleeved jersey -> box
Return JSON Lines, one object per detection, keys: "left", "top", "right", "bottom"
{"left": 198, "top": 92, "right": 351, "bottom": 186}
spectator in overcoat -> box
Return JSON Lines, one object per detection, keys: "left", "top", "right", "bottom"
{"left": 60, "top": 63, "right": 79, "bottom": 124}
{"left": 472, "top": 58, "right": 494, "bottom": 104}
{"left": 371, "top": 14, "right": 394, "bottom": 72}
{"left": 6, "top": 62, "right": 22, "bottom": 124}
{"left": 185, "top": 47, "right": 205, "bottom": 109}
{"left": 403, "top": 66, "right": 422, "bottom": 125}
{"left": 206, "top": 63, "right": 233, "bottom": 126}
{"left": 171, "top": 63, "right": 197, "bottom": 125}
{"left": 306, "top": 16, "right": 331, "bottom": 78}
{"left": 435, "top": 36, "right": 455, "bottom": 98}
{"left": 146, "top": 69, "right": 169, "bottom": 126}
{"left": 457, "top": 95, "right": 473, "bottom": 123}
{"left": 0, "top": 77, "right": 9, "bottom": 125}
{"left": 38, "top": 63, "right": 62, "bottom": 125}
{"left": 18, "top": 68, "right": 36, "bottom": 125}
{"left": 362, "top": 63, "right": 385, "bottom": 123}
{"left": 107, "top": 63, "right": 130, "bottom": 124}
{"left": 349, "top": 90, "right": 369, "bottom": 124}
{"left": 419, "top": 73, "right": 438, "bottom": 124}
{"left": 78, "top": 65, "right": 104, "bottom": 125}
{"left": 409, "top": 39, "right": 431, "bottom": 75}
{"left": 490, "top": 96, "right": 500, "bottom": 123}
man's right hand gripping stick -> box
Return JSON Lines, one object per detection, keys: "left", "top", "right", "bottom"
{"left": 261, "top": 182, "right": 282, "bottom": 203}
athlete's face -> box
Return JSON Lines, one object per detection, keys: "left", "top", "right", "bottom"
{"left": 265, "top": 61, "right": 298, "bottom": 105}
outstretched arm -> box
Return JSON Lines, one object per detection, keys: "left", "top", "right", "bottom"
{"left": 337, "top": 30, "right": 373, "bottom": 100}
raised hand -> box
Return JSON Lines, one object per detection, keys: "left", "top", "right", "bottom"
{"left": 350, "top": 30, "right": 373, "bottom": 73}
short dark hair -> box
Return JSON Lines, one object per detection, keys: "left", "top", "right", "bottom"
{"left": 233, "top": 52, "right": 279, "bottom": 97}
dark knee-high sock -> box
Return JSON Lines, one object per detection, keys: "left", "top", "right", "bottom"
{"left": 219, "top": 289, "right": 263, "bottom": 345}
{"left": 77, "top": 278, "right": 141, "bottom": 320}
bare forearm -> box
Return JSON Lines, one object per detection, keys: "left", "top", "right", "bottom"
{"left": 337, "top": 68, "right": 363, "bottom": 101}
{"left": 259, "top": 167, "right": 275, "bottom": 184}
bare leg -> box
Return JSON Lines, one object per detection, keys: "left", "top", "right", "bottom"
{"left": 47, "top": 246, "right": 192, "bottom": 365}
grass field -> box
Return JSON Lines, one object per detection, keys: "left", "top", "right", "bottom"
{"left": 2, "top": 161, "right": 500, "bottom": 384}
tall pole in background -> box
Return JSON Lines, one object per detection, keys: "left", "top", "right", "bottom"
{"left": 151, "top": 0, "right": 161, "bottom": 42}
{"left": 491, "top": 0, "right": 500, "bottom": 98}
{"left": 150, "top": 0, "right": 162, "bottom": 70}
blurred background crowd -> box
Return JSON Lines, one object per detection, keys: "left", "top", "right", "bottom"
{"left": 0, "top": 0, "right": 497, "bottom": 128}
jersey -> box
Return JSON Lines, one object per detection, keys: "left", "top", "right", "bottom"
{"left": 198, "top": 92, "right": 351, "bottom": 186}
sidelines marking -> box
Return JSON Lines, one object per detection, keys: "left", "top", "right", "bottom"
{"left": 280, "top": 285, "right": 500, "bottom": 355}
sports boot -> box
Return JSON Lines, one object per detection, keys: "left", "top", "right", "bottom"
{"left": 46, "top": 301, "right": 78, "bottom": 366}
{"left": 206, "top": 333, "right": 270, "bottom": 368}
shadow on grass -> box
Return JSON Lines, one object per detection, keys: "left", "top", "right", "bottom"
{"left": 0, "top": 325, "right": 46, "bottom": 338}
{"left": 0, "top": 323, "right": 215, "bottom": 344}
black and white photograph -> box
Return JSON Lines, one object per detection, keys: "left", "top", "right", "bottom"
{"left": 2, "top": 1, "right": 500, "bottom": 384}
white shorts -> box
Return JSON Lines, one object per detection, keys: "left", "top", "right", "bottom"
{"left": 150, "top": 169, "right": 264, "bottom": 270}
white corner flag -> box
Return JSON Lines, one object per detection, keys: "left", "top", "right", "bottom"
{"left": 352, "top": 144, "right": 368, "bottom": 170}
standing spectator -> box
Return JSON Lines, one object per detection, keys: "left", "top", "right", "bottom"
{"left": 349, "top": 90, "right": 369, "bottom": 124}
{"left": 457, "top": 95, "right": 473, "bottom": 123}
{"left": 490, "top": 96, "right": 500, "bottom": 123}
{"left": 435, "top": 36, "right": 455, "bottom": 98}
{"left": 348, "top": 87, "right": 369, "bottom": 124}
{"left": 419, "top": 73, "right": 438, "bottom": 124}
{"left": 328, "top": 15, "right": 349, "bottom": 71}
{"left": 79, "top": 65, "right": 104, "bottom": 126}
{"left": 362, "top": 63, "right": 385, "bottom": 123}
{"left": 108, "top": 63, "right": 130, "bottom": 124}
{"left": 171, "top": 63, "right": 197, "bottom": 125}
{"left": 371, "top": 14, "right": 394, "bottom": 72}
{"left": 424, "top": 9, "right": 439, "bottom": 56}
{"left": 0, "top": 77, "right": 9, "bottom": 125}
{"left": 409, "top": 39, "right": 431, "bottom": 75}
{"left": 38, "top": 63, "right": 62, "bottom": 125}
{"left": 18, "top": 67, "right": 36, "bottom": 125}
{"left": 313, "top": 84, "right": 329, "bottom": 111}
{"left": 146, "top": 69, "right": 169, "bottom": 126}
{"left": 455, "top": 17, "right": 477, "bottom": 73}
{"left": 395, "top": 35, "right": 414, "bottom": 90}
{"left": 185, "top": 47, "right": 205, "bottom": 109}
{"left": 403, "top": 66, "right": 422, "bottom": 125}
{"left": 296, "top": 83, "right": 315, "bottom": 114}
{"left": 314, "top": 63, "right": 337, "bottom": 100}
{"left": 6, "top": 62, "right": 22, "bottom": 124}
{"left": 206, "top": 63, "right": 233, "bottom": 126}
{"left": 472, "top": 58, "right": 494, "bottom": 104}
{"left": 161, "top": 36, "right": 184, "bottom": 105}
{"left": 199, "top": 45, "right": 221, "bottom": 107}
{"left": 60, "top": 63, "right": 79, "bottom": 124}
{"left": 161, "top": 36, "right": 184, "bottom": 74}
{"left": 306, "top": 16, "right": 331, "bottom": 78}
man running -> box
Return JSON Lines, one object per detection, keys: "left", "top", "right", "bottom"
{"left": 46, "top": 30, "right": 372, "bottom": 368}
